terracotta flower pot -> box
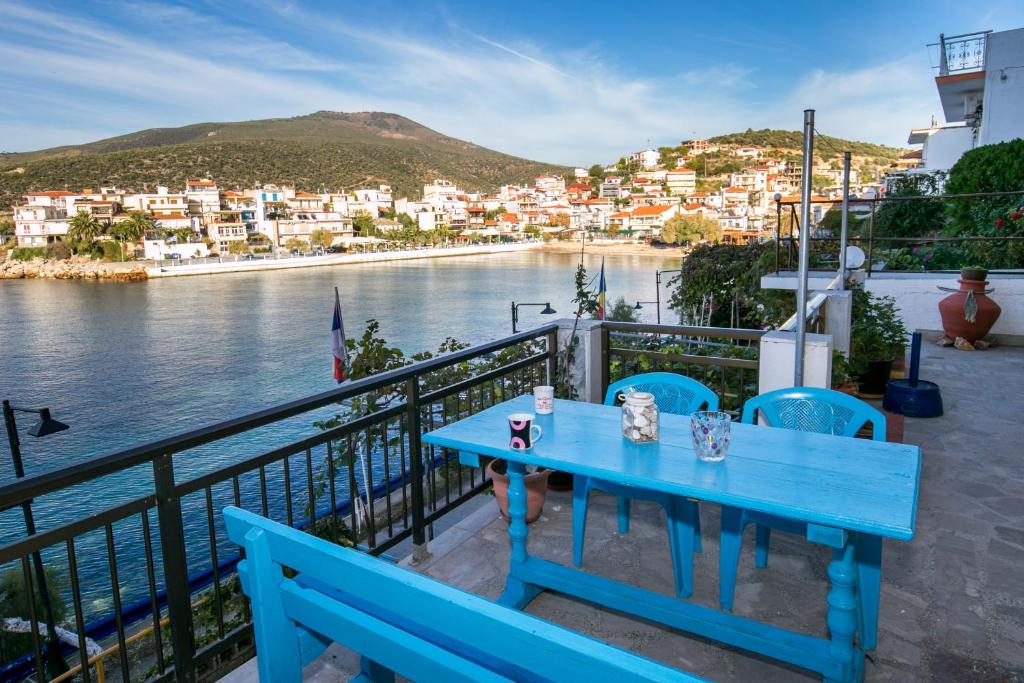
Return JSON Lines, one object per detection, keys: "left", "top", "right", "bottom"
{"left": 486, "top": 459, "right": 551, "bottom": 524}
{"left": 939, "top": 279, "right": 1001, "bottom": 343}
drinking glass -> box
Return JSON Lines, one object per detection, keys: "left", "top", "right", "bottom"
{"left": 691, "top": 411, "right": 731, "bottom": 462}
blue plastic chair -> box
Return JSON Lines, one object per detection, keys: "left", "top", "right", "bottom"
{"left": 719, "top": 387, "right": 887, "bottom": 650}
{"left": 573, "top": 372, "right": 718, "bottom": 598}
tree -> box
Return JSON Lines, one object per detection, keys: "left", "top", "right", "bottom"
{"left": 607, "top": 296, "right": 639, "bottom": 322}
{"left": 588, "top": 164, "right": 606, "bottom": 181}
{"left": 309, "top": 228, "right": 333, "bottom": 249}
{"left": 352, "top": 210, "right": 376, "bottom": 237}
{"left": 109, "top": 213, "right": 151, "bottom": 260}
{"left": 872, "top": 172, "right": 945, "bottom": 239}
{"left": 67, "top": 210, "right": 102, "bottom": 244}
{"left": 548, "top": 213, "right": 570, "bottom": 230}
{"left": 285, "top": 237, "right": 305, "bottom": 252}
{"left": 662, "top": 214, "right": 721, "bottom": 245}
{"left": 226, "top": 240, "right": 250, "bottom": 255}
{"left": 811, "top": 174, "right": 833, "bottom": 194}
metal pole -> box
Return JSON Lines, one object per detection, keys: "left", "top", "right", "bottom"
{"left": 774, "top": 197, "right": 782, "bottom": 273}
{"left": 838, "top": 151, "right": 851, "bottom": 290}
{"left": 654, "top": 272, "right": 662, "bottom": 325}
{"left": 2, "top": 401, "right": 67, "bottom": 677}
{"left": 794, "top": 109, "right": 815, "bottom": 387}
{"left": 866, "top": 199, "right": 876, "bottom": 278}
{"left": 510, "top": 302, "right": 518, "bottom": 334}
{"left": 404, "top": 378, "right": 428, "bottom": 559}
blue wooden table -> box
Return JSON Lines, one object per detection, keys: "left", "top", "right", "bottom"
{"left": 422, "top": 395, "right": 921, "bottom": 682}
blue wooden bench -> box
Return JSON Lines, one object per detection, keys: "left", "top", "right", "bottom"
{"left": 223, "top": 506, "right": 704, "bottom": 682}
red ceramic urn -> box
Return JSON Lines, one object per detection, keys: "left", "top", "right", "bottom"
{"left": 938, "top": 279, "right": 1001, "bottom": 343}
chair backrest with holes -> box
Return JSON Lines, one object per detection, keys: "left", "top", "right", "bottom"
{"left": 740, "top": 387, "right": 886, "bottom": 440}
{"left": 604, "top": 372, "right": 719, "bottom": 416}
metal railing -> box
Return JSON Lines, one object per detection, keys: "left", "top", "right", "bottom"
{"left": 600, "top": 322, "right": 765, "bottom": 416}
{"left": 779, "top": 273, "right": 841, "bottom": 335}
{"left": 772, "top": 190, "right": 1024, "bottom": 277}
{"left": 932, "top": 31, "right": 989, "bottom": 76}
{"left": 0, "top": 325, "right": 558, "bottom": 683}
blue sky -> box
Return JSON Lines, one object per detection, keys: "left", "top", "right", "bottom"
{"left": 1, "top": 1, "right": 1023, "bottom": 164}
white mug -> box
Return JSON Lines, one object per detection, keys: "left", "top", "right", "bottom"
{"left": 533, "top": 385, "right": 554, "bottom": 414}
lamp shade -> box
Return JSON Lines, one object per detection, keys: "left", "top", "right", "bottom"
{"left": 540, "top": 304, "right": 556, "bottom": 315}
{"left": 27, "top": 409, "right": 70, "bottom": 438}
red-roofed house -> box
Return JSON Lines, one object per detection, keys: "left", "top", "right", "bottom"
{"left": 722, "top": 187, "right": 750, "bottom": 205}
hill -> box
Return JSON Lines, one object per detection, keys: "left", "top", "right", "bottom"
{"left": 0, "top": 111, "right": 567, "bottom": 207}
{"left": 708, "top": 129, "right": 903, "bottom": 160}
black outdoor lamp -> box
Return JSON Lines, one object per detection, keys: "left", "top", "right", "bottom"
{"left": 643, "top": 265, "right": 683, "bottom": 325}
{"left": 511, "top": 301, "right": 556, "bottom": 334}
{"left": 3, "top": 400, "right": 70, "bottom": 676}
{"left": 634, "top": 300, "right": 657, "bottom": 311}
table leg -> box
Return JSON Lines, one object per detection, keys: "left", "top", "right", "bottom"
{"left": 825, "top": 540, "right": 863, "bottom": 683}
{"left": 498, "top": 460, "right": 543, "bottom": 609}
{"left": 855, "top": 533, "right": 882, "bottom": 652}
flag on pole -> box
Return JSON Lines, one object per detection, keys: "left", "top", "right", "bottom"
{"left": 331, "top": 287, "right": 348, "bottom": 383}
{"left": 597, "top": 256, "right": 607, "bottom": 320}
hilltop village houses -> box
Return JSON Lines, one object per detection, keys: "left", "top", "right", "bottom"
{"left": 9, "top": 140, "right": 887, "bottom": 258}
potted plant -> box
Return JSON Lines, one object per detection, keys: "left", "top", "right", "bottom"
{"left": 830, "top": 350, "right": 857, "bottom": 395}
{"left": 960, "top": 265, "right": 988, "bottom": 283}
{"left": 486, "top": 459, "right": 551, "bottom": 524}
{"left": 848, "top": 288, "right": 908, "bottom": 396}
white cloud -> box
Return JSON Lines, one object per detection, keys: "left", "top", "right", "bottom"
{"left": 0, "top": 0, "right": 938, "bottom": 162}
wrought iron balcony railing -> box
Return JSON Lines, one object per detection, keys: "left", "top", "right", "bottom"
{"left": 933, "top": 31, "right": 990, "bottom": 76}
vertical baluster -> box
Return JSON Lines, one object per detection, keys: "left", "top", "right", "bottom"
{"left": 65, "top": 538, "right": 92, "bottom": 683}
{"left": 204, "top": 487, "right": 226, "bottom": 638}
{"left": 326, "top": 441, "right": 338, "bottom": 520}
{"left": 258, "top": 465, "right": 269, "bottom": 516}
{"left": 347, "top": 434, "right": 359, "bottom": 545}
{"left": 382, "top": 420, "right": 393, "bottom": 537}
{"left": 141, "top": 512, "right": 166, "bottom": 675}
{"left": 18, "top": 555, "right": 45, "bottom": 681}
{"left": 232, "top": 475, "right": 241, "bottom": 507}
{"left": 365, "top": 426, "right": 377, "bottom": 548}
{"left": 398, "top": 416, "right": 409, "bottom": 529}
{"left": 305, "top": 448, "right": 316, "bottom": 535}
{"left": 104, "top": 523, "right": 131, "bottom": 681}
{"left": 283, "top": 456, "right": 294, "bottom": 527}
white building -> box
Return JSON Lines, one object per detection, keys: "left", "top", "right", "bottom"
{"left": 630, "top": 149, "right": 660, "bottom": 170}
{"left": 904, "top": 27, "right": 1024, "bottom": 174}
{"left": 665, "top": 167, "right": 696, "bottom": 196}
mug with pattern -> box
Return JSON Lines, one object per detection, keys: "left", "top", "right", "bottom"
{"left": 508, "top": 412, "right": 543, "bottom": 450}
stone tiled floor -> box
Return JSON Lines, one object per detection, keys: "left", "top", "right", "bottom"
{"left": 223, "top": 343, "right": 1024, "bottom": 682}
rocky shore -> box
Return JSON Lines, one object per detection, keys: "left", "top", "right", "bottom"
{"left": 0, "top": 256, "right": 149, "bottom": 281}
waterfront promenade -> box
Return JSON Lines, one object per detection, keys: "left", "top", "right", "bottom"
{"left": 145, "top": 241, "right": 543, "bottom": 278}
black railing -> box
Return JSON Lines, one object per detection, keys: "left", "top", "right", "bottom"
{"left": 601, "top": 322, "right": 764, "bottom": 416}
{"left": 0, "top": 324, "right": 558, "bottom": 683}
{"left": 772, "top": 190, "right": 1024, "bottom": 276}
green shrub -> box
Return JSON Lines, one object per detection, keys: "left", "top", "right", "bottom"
{"left": 0, "top": 567, "right": 67, "bottom": 667}
{"left": 97, "top": 240, "right": 123, "bottom": 261}
{"left": 43, "top": 241, "right": 72, "bottom": 260}
{"left": 12, "top": 247, "right": 45, "bottom": 260}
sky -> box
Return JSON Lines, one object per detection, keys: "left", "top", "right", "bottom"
{"left": 1, "top": 1, "right": 1023, "bottom": 165}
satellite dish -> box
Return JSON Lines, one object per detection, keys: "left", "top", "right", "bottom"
{"left": 845, "top": 245, "right": 866, "bottom": 269}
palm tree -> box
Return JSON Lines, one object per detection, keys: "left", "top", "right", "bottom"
{"left": 109, "top": 213, "right": 152, "bottom": 261}
{"left": 67, "top": 210, "right": 103, "bottom": 247}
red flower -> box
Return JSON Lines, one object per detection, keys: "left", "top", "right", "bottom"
{"left": 995, "top": 218, "right": 1005, "bottom": 228}
{"left": 1012, "top": 212, "right": 1022, "bottom": 220}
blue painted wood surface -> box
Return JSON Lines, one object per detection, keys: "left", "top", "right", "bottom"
{"left": 425, "top": 395, "right": 921, "bottom": 682}
{"left": 574, "top": 372, "right": 716, "bottom": 597}
{"left": 223, "top": 506, "right": 703, "bottom": 682}
{"left": 432, "top": 395, "right": 920, "bottom": 540}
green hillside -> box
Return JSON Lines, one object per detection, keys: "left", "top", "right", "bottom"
{"left": 708, "top": 129, "right": 904, "bottom": 160}
{"left": 0, "top": 111, "right": 567, "bottom": 206}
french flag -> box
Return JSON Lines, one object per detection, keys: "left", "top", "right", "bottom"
{"left": 331, "top": 287, "right": 348, "bottom": 383}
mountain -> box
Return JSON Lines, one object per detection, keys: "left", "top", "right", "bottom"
{"left": 0, "top": 111, "right": 568, "bottom": 207}
{"left": 708, "top": 129, "right": 904, "bottom": 161}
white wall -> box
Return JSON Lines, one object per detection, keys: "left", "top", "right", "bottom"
{"left": 864, "top": 275, "right": 1024, "bottom": 340}
{"left": 979, "top": 28, "right": 1024, "bottom": 147}
{"left": 922, "top": 126, "right": 975, "bottom": 171}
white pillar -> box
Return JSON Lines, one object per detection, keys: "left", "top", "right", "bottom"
{"left": 554, "top": 318, "right": 604, "bottom": 403}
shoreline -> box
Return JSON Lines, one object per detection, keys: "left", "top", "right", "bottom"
{"left": 1, "top": 239, "right": 679, "bottom": 282}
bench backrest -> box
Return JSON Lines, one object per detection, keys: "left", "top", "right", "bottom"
{"left": 223, "top": 506, "right": 703, "bottom": 682}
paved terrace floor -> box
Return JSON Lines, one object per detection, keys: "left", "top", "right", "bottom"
{"left": 222, "top": 343, "right": 1024, "bottom": 682}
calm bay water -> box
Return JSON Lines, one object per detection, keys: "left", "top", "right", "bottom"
{"left": 0, "top": 250, "right": 678, "bottom": 621}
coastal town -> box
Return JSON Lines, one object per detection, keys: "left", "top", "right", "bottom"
{"left": 5, "top": 136, "right": 905, "bottom": 265}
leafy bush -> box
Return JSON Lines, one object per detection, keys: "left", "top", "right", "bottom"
{"left": 44, "top": 241, "right": 73, "bottom": 260}
{"left": 872, "top": 172, "right": 946, "bottom": 239}
{"left": 849, "top": 287, "right": 908, "bottom": 375}
{"left": 97, "top": 240, "right": 124, "bottom": 261}
{"left": 606, "top": 296, "right": 639, "bottom": 323}
{"left": 0, "top": 567, "right": 67, "bottom": 667}
{"left": 12, "top": 247, "right": 45, "bottom": 260}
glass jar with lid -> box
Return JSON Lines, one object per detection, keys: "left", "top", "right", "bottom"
{"left": 621, "top": 390, "right": 659, "bottom": 444}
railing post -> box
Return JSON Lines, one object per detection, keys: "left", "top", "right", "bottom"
{"left": 600, "top": 324, "right": 610, "bottom": 399}
{"left": 152, "top": 453, "right": 196, "bottom": 683}
{"left": 404, "top": 378, "right": 429, "bottom": 564}
{"left": 545, "top": 329, "right": 558, "bottom": 385}
{"left": 866, "top": 199, "right": 876, "bottom": 278}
